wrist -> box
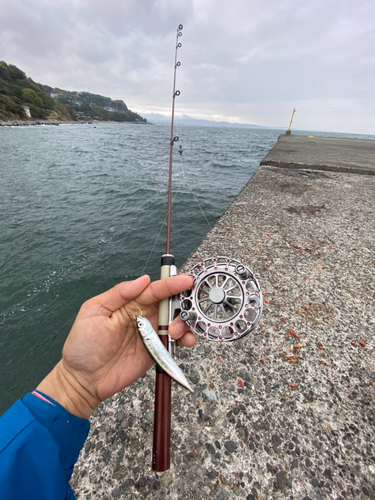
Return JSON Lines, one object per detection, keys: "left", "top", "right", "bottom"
{"left": 36, "top": 361, "right": 99, "bottom": 420}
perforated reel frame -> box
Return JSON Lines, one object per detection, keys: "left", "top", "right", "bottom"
{"left": 179, "top": 257, "right": 263, "bottom": 342}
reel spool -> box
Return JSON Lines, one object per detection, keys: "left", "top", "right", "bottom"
{"left": 179, "top": 257, "right": 263, "bottom": 342}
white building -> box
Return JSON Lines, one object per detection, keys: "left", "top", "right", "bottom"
{"left": 22, "top": 106, "right": 31, "bottom": 118}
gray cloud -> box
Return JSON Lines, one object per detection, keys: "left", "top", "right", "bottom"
{"left": 0, "top": 0, "right": 374, "bottom": 133}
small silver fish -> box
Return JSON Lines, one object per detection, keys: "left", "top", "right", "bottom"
{"left": 136, "top": 315, "right": 194, "bottom": 393}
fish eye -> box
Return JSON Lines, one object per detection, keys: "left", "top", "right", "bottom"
{"left": 137, "top": 320, "right": 144, "bottom": 328}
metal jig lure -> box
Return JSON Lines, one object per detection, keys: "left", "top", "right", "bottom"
{"left": 136, "top": 315, "right": 194, "bottom": 393}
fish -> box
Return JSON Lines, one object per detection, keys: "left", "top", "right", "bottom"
{"left": 136, "top": 315, "right": 194, "bottom": 393}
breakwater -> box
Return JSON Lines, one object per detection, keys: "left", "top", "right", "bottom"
{"left": 71, "top": 135, "right": 374, "bottom": 499}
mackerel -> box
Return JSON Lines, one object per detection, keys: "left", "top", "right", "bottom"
{"left": 136, "top": 315, "right": 194, "bottom": 393}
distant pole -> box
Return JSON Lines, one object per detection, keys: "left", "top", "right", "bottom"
{"left": 286, "top": 108, "right": 296, "bottom": 135}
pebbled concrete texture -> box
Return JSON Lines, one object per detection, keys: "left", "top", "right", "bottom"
{"left": 72, "top": 139, "right": 375, "bottom": 500}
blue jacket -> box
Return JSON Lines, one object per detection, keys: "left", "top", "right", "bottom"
{"left": 0, "top": 392, "right": 90, "bottom": 500}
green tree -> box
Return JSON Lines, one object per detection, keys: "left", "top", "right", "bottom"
{"left": 112, "top": 100, "right": 128, "bottom": 112}
{"left": 0, "top": 63, "right": 9, "bottom": 80}
{"left": 8, "top": 64, "right": 26, "bottom": 80}
{"left": 22, "top": 88, "right": 43, "bottom": 107}
{"left": 28, "top": 104, "right": 47, "bottom": 119}
{"left": 38, "top": 91, "right": 55, "bottom": 109}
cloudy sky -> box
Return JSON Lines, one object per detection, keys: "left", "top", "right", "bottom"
{"left": 1, "top": 0, "right": 374, "bottom": 134}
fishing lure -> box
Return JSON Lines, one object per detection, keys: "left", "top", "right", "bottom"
{"left": 136, "top": 315, "right": 194, "bottom": 394}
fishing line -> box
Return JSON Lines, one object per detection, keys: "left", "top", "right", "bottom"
{"left": 140, "top": 174, "right": 184, "bottom": 276}
{"left": 177, "top": 154, "right": 212, "bottom": 231}
{"left": 170, "top": 112, "right": 213, "bottom": 231}
{"left": 141, "top": 126, "right": 213, "bottom": 277}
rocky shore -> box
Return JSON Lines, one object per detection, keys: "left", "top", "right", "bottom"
{"left": 0, "top": 119, "right": 88, "bottom": 126}
{"left": 0, "top": 119, "right": 150, "bottom": 127}
{"left": 71, "top": 136, "right": 375, "bottom": 500}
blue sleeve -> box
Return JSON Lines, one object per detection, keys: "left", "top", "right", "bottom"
{"left": 0, "top": 393, "right": 90, "bottom": 500}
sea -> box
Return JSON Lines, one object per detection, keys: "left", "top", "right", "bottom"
{"left": 0, "top": 122, "right": 373, "bottom": 415}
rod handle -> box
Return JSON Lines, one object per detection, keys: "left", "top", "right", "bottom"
{"left": 152, "top": 337, "right": 172, "bottom": 471}
{"left": 152, "top": 254, "right": 174, "bottom": 471}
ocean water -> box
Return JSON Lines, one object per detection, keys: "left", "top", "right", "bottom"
{"left": 0, "top": 123, "right": 371, "bottom": 414}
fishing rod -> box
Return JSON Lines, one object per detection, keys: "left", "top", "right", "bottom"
{"left": 150, "top": 24, "right": 264, "bottom": 472}
{"left": 152, "top": 23, "right": 184, "bottom": 472}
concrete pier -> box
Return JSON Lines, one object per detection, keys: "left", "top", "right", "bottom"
{"left": 260, "top": 134, "right": 375, "bottom": 176}
{"left": 72, "top": 136, "right": 375, "bottom": 500}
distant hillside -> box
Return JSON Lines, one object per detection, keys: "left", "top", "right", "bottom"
{"left": 0, "top": 62, "right": 72, "bottom": 121}
{"left": 143, "top": 113, "right": 281, "bottom": 129}
{"left": 0, "top": 61, "right": 146, "bottom": 123}
{"left": 43, "top": 86, "right": 146, "bottom": 123}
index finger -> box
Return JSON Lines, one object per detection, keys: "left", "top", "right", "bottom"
{"left": 136, "top": 274, "right": 193, "bottom": 307}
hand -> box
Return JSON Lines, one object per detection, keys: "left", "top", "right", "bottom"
{"left": 37, "top": 274, "right": 194, "bottom": 419}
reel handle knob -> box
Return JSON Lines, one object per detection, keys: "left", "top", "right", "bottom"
{"left": 180, "top": 310, "right": 197, "bottom": 323}
{"left": 235, "top": 264, "right": 251, "bottom": 280}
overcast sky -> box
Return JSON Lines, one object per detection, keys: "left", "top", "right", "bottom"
{"left": 1, "top": 0, "right": 374, "bottom": 134}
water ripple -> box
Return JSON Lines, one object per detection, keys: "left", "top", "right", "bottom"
{"left": 0, "top": 123, "right": 283, "bottom": 412}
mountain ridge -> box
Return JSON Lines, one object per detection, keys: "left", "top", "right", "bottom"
{"left": 143, "top": 113, "right": 283, "bottom": 129}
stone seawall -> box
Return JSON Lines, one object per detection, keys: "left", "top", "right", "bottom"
{"left": 72, "top": 136, "right": 375, "bottom": 500}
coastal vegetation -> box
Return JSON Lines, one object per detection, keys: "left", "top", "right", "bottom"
{"left": 44, "top": 87, "right": 146, "bottom": 123}
{"left": 0, "top": 61, "right": 146, "bottom": 123}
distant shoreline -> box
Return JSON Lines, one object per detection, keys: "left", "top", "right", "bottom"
{"left": 0, "top": 119, "right": 83, "bottom": 127}
{"left": 0, "top": 119, "right": 150, "bottom": 127}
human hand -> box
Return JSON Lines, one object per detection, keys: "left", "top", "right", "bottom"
{"left": 37, "top": 274, "right": 194, "bottom": 419}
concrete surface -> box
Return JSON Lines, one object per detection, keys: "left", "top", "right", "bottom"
{"left": 260, "top": 135, "right": 375, "bottom": 176}
{"left": 71, "top": 139, "right": 375, "bottom": 500}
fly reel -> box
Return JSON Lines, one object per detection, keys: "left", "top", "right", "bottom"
{"left": 179, "top": 257, "right": 263, "bottom": 342}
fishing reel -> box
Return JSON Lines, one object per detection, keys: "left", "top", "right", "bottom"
{"left": 179, "top": 257, "right": 263, "bottom": 342}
